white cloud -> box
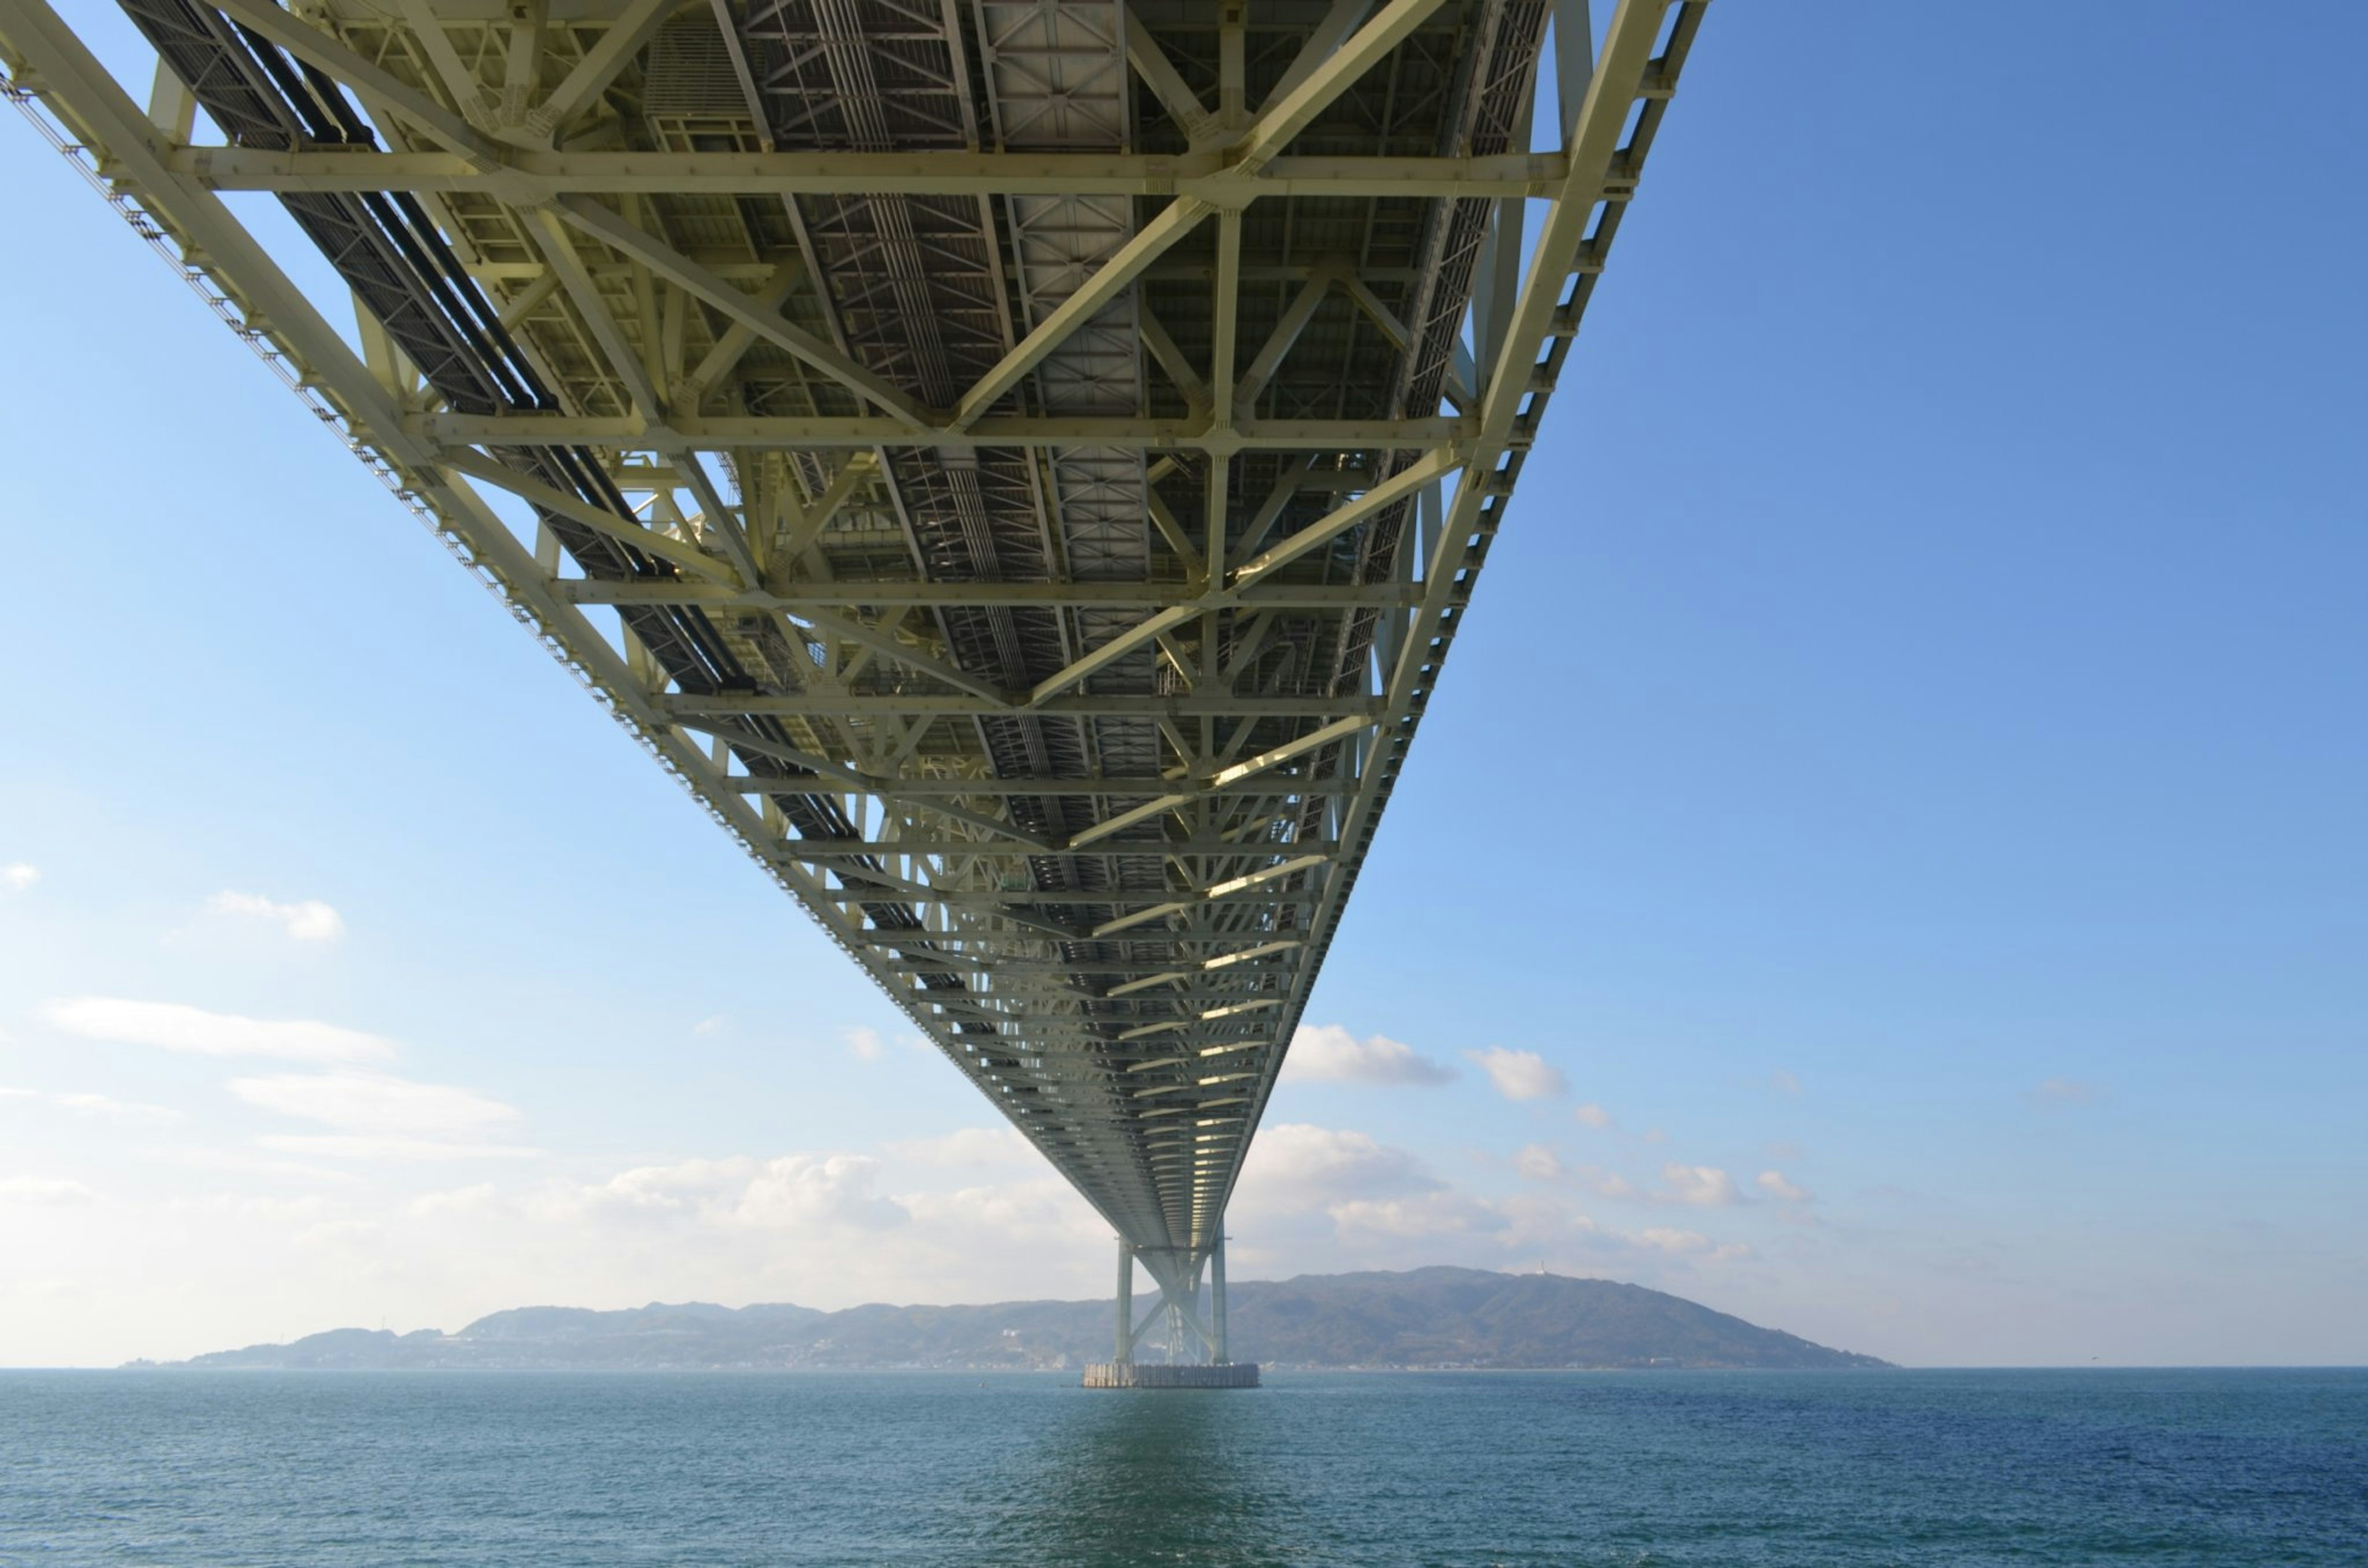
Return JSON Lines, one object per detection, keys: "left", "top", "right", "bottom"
{"left": 896, "top": 1176, "right": 1106, "bottom": 1250}
{"left": 1510, "top": 1145, "right": 1638, "bottom": 1200}
{"left": 0, "top": 1176, "right": 95, "bottom": 1205}
{"left": 1626, "top": 1226, "right": 1749, "bottom": 1260}
{"left": 156, "top": 1192, "right": 337, "bottom": 1225}
{"left": 1526, "top": 1155, "right": 1737, "bottom": 1207}
{"left": 230, "top": 1071, "right": 520, "bottom": 1139}
{"left": 1756, "top": 1170, "right": 1810, "bottom": 1202}
{"left": 206, "top": 892, "right": 343, "bottom": 943}
{"left": 693, "top": 1016, "right": 730, "bottom": 1036}
{"left": 1638, "top": 1226, "right": 1714, "bottom": 1254}
{"left": 54, "top": 1091, "right": 178, "bottom": 1122}
{"left": 141, "top": 1146, "right": 358, "bottom": 1184}
{"left": 2, "top": 863, "right": 38, "bottom": 892}
{"left": 1230, "top": 1125, "right": 1498, "bottom": 1245}
{"left": 1235, "top": 1123, "right": 1440, "bottom": 1209}
{"left": 408, "top": 1184, "right": 496, "bottom": 1218}
{"left": 1330, "top": 1190, "right": 1501, "bottom": 1239}
{"left": 741, "top": 1155, "right": 910, "bottom": 1231}
{"left": 40, "top": 999, "right": 395, "bottom": 1064}
{"left": 1463, "top": 1046, "right": 1567, "bottom": 1101}
{"left": 258, "top": 1136, "right": 540, "bottom": 1162}
{"left": 1658, "top": 1164, "right": 1744, "bottom": 1207}
{"left": 292, "top": 1218, "right": 385, "bottom": 1250}
{"left": 1574, "top": 1102, "right": 1614, "bottom": 1129}
{"left": 231, "top": 1072, "right": 535, "bottom": 1161}
{"left": 560, "top": 1152, "right": 908, "bottom": 1233}
{"left": 1513, "top": 1143, "right": 1564, "bottom": 1183}
{"left": 1770, "top": 1069, "right": 1803, "bottom": 1098}
{"left": 844, "top": 1026, "right": 885, "bottom": 1061}
{"left": 884, "top": 1126, "right": 1035, "bottom": 1167}
{"left": 1282, "top": 1024, "right": 1458, "bottom": 1086}
{"left": 0, "top": 1085, "right": 180, "bottom": 1124}
{"left": 559, "top": 1155, "right": 748, "bottom": 1217}
{"left": 472, "top": 1149, "right": 1113, "bottom": 1313}
{"left": 1223, "top": 1124, "right": 1757, "bottom": 1283}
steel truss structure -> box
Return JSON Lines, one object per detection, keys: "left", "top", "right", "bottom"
{"left": 1, "top": 0, "right": 1704, "bottom": 1360}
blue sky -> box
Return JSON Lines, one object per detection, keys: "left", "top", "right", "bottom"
{"left": 2, "top": 3, "right": 2361, "bottom": 1368}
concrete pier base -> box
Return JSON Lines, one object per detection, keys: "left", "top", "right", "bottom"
{"left": 1083, "top": 1361, "right": 1260, "bottom": 1389}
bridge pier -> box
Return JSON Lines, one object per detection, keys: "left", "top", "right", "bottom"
{"left": 1086, "top": 1234, "right": 1257, "bottom": 1389}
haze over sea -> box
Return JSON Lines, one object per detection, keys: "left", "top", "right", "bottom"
{"left": 6, "top": 1368, "right": 2363, "bottom": 1566}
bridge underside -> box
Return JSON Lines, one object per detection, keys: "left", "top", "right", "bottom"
{"left": 1, "top": 0, "right": 1703, "bottom": 1304}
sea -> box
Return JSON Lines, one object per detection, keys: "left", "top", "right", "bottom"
{"left": 2, "top": 1368, "right": 2362, "bottom": 1566}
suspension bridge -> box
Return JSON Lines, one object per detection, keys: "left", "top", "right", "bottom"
{"left": 1, "top": 0, "right": 1705, "bottom": 1384}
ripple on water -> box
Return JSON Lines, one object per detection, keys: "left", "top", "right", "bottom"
{"left": 2, "top": 1368, "right": 2364, "bottom": 1566}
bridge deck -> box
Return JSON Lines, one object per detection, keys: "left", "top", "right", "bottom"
{"left": 0, "top": 0, "right": 1704, "bottom": 1275}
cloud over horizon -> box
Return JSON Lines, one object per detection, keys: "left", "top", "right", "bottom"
{"left": 559, "top": 1153, "right": 913, "bottom": 1233}
{"left": 1, "top": 1085, "right": 180, "bottom": 1125}
{"left": 1283, "top": 1024, "right": 1458, "bottom": 1086}
{"left": 232, "top": 1070, "right": 535, "bottom": 1162}
{"left": 1, "top": 1102, "right": 1780, "bottom": 1366}
{"left": 1238, "top": 1123, "right": 1442, "bottom": 1209}
{"left": 39, "top": 999, "right": 397, "bottom": 1064}
{"left": 0, "top": 1175, "right": 95, "bottom": 1205}
{"left": 1234, "top": 1123, "right": 1753, "bottom": 1279}
{"left": 882, "top": 1125, "right": 1035, "bottom": 1167}
{"left": 27, "top": 997, "right": 534, "bottom": 1164}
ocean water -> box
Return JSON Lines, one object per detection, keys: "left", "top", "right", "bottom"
{"left": 2, "top": 1369, "right": 2362, "bottom": 1566}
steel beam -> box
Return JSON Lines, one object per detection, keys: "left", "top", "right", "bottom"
{"left": 166, "top": 147, "right": 1571, "bottom": 200}
{"left": 410, "top": 413, "right": 1472, "bottom": 452}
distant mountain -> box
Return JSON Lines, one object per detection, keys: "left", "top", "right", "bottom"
{"left": 158, "top": 1268, "right": 1888, "bottom": 1371}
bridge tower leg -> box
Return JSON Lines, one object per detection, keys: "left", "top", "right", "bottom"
{"left": 1211, "top": 1234, "right": 1228, "bottom": 1365}
{"left": 1114, "top": 1237, "right": 1134, "bottom": 1365}
{"left": 1084, "top": 1231, "right": 1257, "bottom": 1388}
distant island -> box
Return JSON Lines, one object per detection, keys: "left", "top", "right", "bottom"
{"left": 149, "top": 1267, "right": 1889, "bottom": 1371}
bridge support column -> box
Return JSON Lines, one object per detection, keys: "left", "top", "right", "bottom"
{"left": 1114, "top": 1237, "right": 1134, "bottom": 1365}
{"left": 1085, "top": 1231, "right": 1257, "bottom": 1387}
{"left": 1211, "top": 1234, "right": 1228, "bottom": 1365}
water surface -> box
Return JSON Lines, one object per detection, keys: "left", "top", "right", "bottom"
{"left": 4, "top": 1368, "right": 2362, "bottom": 1564}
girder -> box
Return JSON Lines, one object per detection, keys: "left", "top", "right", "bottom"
{"left": 0, "top": 0, "right": 1708, "bottom": 1270}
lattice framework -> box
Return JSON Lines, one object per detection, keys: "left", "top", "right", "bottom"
{"left": 0, "top": 0, "right": 1708, "bottom": 1309}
